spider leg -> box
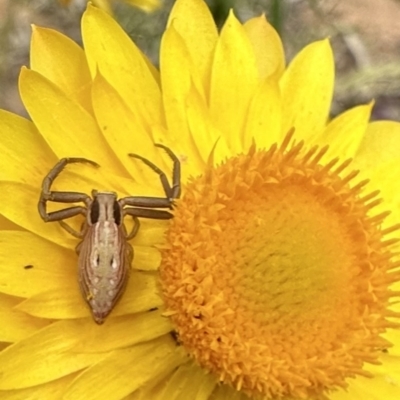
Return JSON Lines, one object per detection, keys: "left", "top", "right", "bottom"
{"left": 123, "top": 213, "right": 140, "bottom": 240}
{"left": 119, "top": 195, "right": 172, "bottom": 209}
{"left": 124, "top": 207, "right": 173, "bottom": 221}
{"left": 41, "top": 206, "right": 87, "bottom": 223}
{"left": 128, "top": 144, "right": 181, "bottom": 200}
{"left": 155, "top": 144, "right": 181, "bottom": 199}
{"left": 38, "top": 157, "right": 98, "bottom": 222}
{"left": 41, "top": 157, "right": 99, "bottom": 194}
{"left": 59, "top": 220, "right": 84, "bottom": 238}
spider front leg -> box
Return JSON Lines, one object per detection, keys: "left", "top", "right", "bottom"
{"left": 123, "top": 205, "right": 174, "bottom": 221}
{"left": 128, "top": 143, "right": 181, "bottom": 202}
{"left": 121, "top": 145, "right": 181, "bottom": 221}
{"left": 38, "top": 157, "right": 98, "bottom": 229}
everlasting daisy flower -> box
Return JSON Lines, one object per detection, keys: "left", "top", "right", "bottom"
{"left": 1, "top": 0, "right": 400, "bottom": 399}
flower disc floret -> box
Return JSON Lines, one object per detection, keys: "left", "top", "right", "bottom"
{"left": 161, "top": 135, "right": 400, "bottom": 399}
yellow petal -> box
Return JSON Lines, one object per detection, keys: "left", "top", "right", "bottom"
{"left": 208, "top": 384, "right": 241, "bottom": 399}
{"left": 123, "top": 0, "right": 161, "bottom": 12}
{"left": 131, "top": 219, "right": 169, "bottom": 248}
{"left": 0, "top": 293, "right": 49, "bottom": 342}
{"left": 19, "top": 68, "right": 125, "bottom": 174}
{"left": 16, "top": 286, "right": 86, "bottom": 320}
{"left": 91, "top": 72, "right": 159, "bottom": 184}
{"left": 280, "top": 39, "right": 334, "bottom": 141}
{"left": 0, "top": 183, "right": 76, "bottom": 249}
{"left": 352, "top": 120, "right": 400, "bottom": 226}
{"left": 244, "top": 79, "right": 282, "bottom": 149}
{"left": 64, "top": 336, "right": 185, "bottom": 400}
{"left": 0, "top": 214, "right": 22, "bottom": 231}
{"left": 16, "top": 306, "right": 171, "bottom": 356}
{"left": 244, "top": 15, "right": 285, "bottom": 80}
{"left": 210, "top": 11, "right": 259, "bottom": 154}
{"left": 74, "top": 311, "right": 172, "bottom": 352}
{"left": 0, "top": 110, "right": 56, "bottom": 186}
{"left": 0, "top": 321, "right": 104, "bottom": 389}
{"left": 131, "top": 244, "right": 162, "bottom": 270}
{"left": 160, "top": 25, "right": 209, "bottom": 171}
{"left": 17, "top": 272, "right": 163, "bottom": 319}
{"left": 160, "top": 362, "right": 217, "bottom": 399}
{"left": 0, "top": 109, "right": 146, "bottom": 196}
{"left": 384, "top": 328, "right": 400, "bottom": 357}
{"left": 186, "top": 88, "right": 231, "bottom": 165}
{"left": 331, "top": 355, "right": 400, "bottom": 400}
{"left": 0, "top": 231, "right": 75, "bottom": 297}
{"left": 113, "top": 271, "right": 163, "bottom": 315}
{"left": 30, "top": 26, "right": 93, "bottom": 114}
{"left": 167, "top": 0, "right": 218, "bottom": 95}
{"left": 82, "top": 4, "right": 162, "bottom": 133}
{"left": 313, "top": 102, "right": 373, "bottom": 159}
{"left": 0, "top": 374, "right": 78, "bottom": 400}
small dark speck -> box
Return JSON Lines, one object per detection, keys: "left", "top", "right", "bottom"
{"left": 103, "top": 126, "right": 108, "bottom": 131}
{"left": 170, "top": 330, "right": 180, "bottom": 345}
{"left": 382, "top": 348, "right": 389, "bottom": 353}
{"left": 24, "top": 265, "right": 34, "bottom": 269}
{"left": 148, "top": 307, "right": 158, "bottom": 312}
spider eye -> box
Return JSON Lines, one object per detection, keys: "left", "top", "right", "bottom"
{"left": 113, "top": 200, "right": 121, "bottom": 225}
{"left": 90, "top": 198, "right": 100, "bottom": 223}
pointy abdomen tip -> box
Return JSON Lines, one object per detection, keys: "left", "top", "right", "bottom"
{"left": 93, "top": 312, "right": 109, "bottom": 325}
{"left": 88, "top": 297, "right": 114, "bottom": 324}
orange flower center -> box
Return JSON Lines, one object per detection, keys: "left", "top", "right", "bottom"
{"left": 160, "top": 136, "right": 400, "bottom": 399}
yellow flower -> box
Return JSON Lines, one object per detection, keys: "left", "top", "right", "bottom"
{"left": 0, "top": 0, "right": 400, "bottom": 399}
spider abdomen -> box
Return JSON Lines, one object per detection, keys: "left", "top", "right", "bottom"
{"left": 78, "top": 221, "right": 131, "bottom": 324}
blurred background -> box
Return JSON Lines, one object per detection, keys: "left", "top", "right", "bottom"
{"left": 0, "top": 0, "right": 400, "bottom": 120}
